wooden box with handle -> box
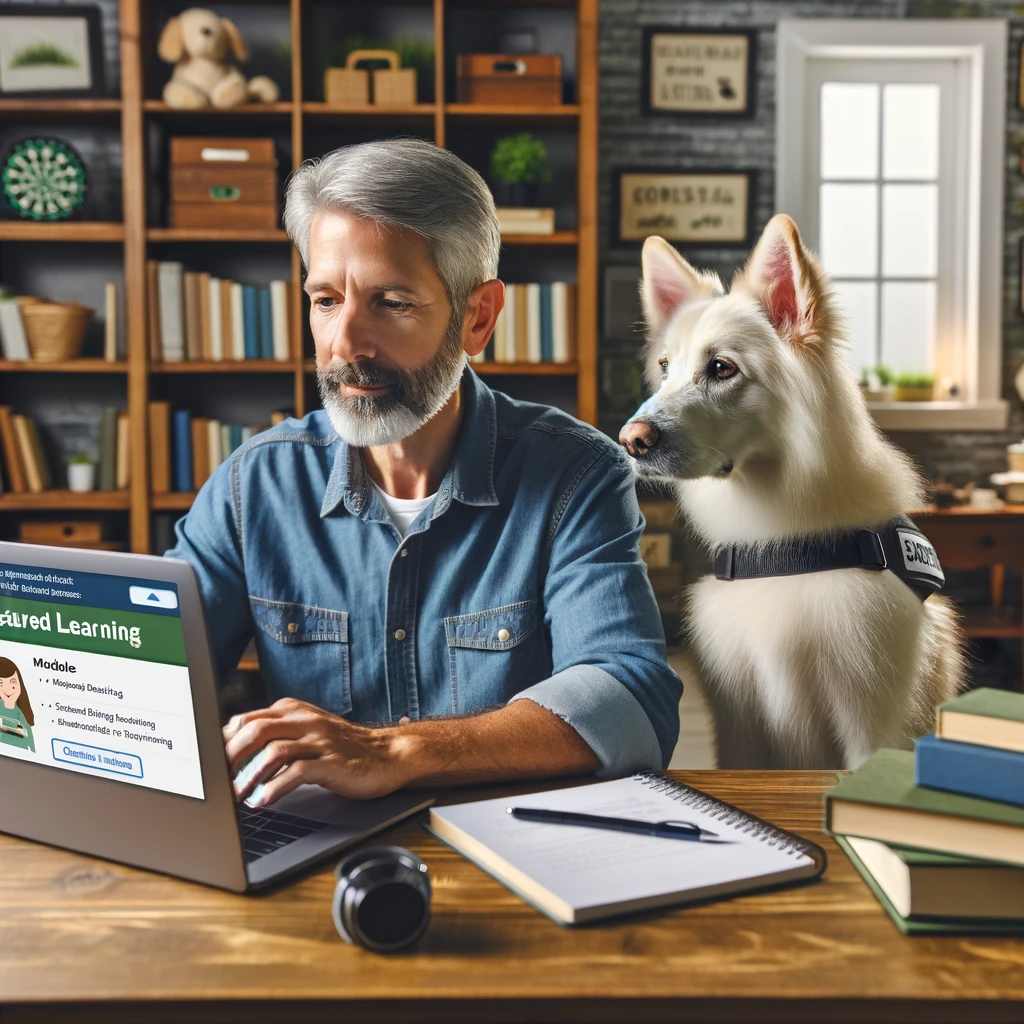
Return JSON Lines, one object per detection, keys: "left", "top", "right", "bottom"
{"left": 169, "top": 138, "right": 278, "bottom": 230}
{"left": 455, "top": 54, "right": 562, "bottom": 105}
{"left": 324, "top": 50, "right": 416, "bottom": 107}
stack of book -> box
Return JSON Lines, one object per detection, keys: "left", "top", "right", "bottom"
{"left": 470, "top": 282, "right": 575, "bottom": 365}
{"left": 148, "top": 401, "right": 288, "bottom": 494}
{"left": 146, "top": 262, "right": 290, "bottom": 363}
{"left": 826, "top": 688, "right": 1024, "bottom": 934}
{"left": 0, "top": 405, "right": 127, "bottom": 495}
{"left": 494, "top": 207, "right": 556, "bottom": 236}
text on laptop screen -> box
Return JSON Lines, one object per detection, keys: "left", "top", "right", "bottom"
{"left": 0, "top": 562, "right": 204, "bottom": 800}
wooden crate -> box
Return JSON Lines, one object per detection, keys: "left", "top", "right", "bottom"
{"left": 456, "top": 54, "right": 562, "bottom": 105}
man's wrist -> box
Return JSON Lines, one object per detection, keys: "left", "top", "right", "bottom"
{"left": 381, "top": 722, "right": 437, "bottom": 788}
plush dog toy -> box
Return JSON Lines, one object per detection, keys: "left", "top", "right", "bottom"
{"left": 158, "top": 8, "right": 280, "bottom": 109}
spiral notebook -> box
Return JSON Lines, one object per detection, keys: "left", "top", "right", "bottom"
{"left": 427, "top": 773, "right": 827, "bottom": 925}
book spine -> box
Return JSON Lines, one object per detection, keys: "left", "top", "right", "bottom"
{"left": 171, "top": 410, "right": 193, "bottom": 493}
{"left": 184, "top": 272, "right": 202, "bottom": 360}
{"left": 209, "top": 278, "right": 223, "bottom": 361}
{"left": 230, "top": 284, "right": 245, "bottom": 360}
{"left": 159, "top": 262, "right": 185, "bottom": 362}
{"left": 116, "top": 411, "right": 130, "bottom": 490}
{"left": 220, "top": 423, "right": 232, "bottom": 463}
{"left": 270, "top": 280, "right": 289, "bottom": 361}
{"left": 12, "top": 415, "right": 42, "bottom": 493}
{"left": 0, "top": 299, "right": 31, "bottom": 360}
{"left": 25, "top": 416, "right": 51, "bottom": 490}
{"left": 526, "top": 283, "right": 542, "bottom": 363}
{"left": 191, "top": 417, "right": 211, "bottom": 491}
{"left": 540, "top": 283, "right": 553, "bottom": 362}
{"left": 207, "top": 418, "right": 222, "bottom": 471}
{"left": 148, "top": 401, "right": 171, "bottom": 495}
{"left": 501, "top": 284, "right": 516, "bottom": 363}
{"left": 146, "top": 259, "right": 161, "bottom": 362}
{"left": 916, "top": 733, "right": 1024, "bottom": 807}
{"left": 257, "top": 287, "right": 272, "bottom": 360}
{"left": 552, "top": 283, "right": 569, "bottom": 363}
{"left": 242, "top": 286, "right": 259, "bottom": 360}
{"left": 0, "top": 405, "right": 28, "bottom": 493}
{"left": 98, "top": 407, "right": 118, "bottom": 491}
{"left": 199, "top": 272, "right": 212, "bottom": 361}
{"left": 514, "top": 283, "right": 529, "bottom": 362}
{"left": 104, "top": 282, "right": 118, "bottom": 362}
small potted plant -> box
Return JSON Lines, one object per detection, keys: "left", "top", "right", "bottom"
{"left": 66, "top": 452, "right": 94, "bottom": 493}
{"left": 489, "top": 133, "right": 552, "bottom": 207}
{"left": 859, "top": 365, "right": 896, "bottom": 402}
{"left": 893, "top": 371, "right": 936, "bottom": 402}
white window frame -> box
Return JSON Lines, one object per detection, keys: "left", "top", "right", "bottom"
{"left": 777, "top": 19, "right": 1008, "bottom": 431}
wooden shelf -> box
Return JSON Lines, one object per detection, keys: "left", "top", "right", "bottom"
{"left": 0, "top": 359, "right": 127, "bottom": 373}
{"left": 302, "top": 102, "right": 437, "bottom": 120}
{"left": 473, "top": 362, "right": 579, "bottom": 375}
{"left": 0, "top": 98, "right": 121, "bottom": 116}
{"left": 961, "top": 608, "right": 1024, "bottom": 638}
{"left": 150, "top": 360, "right": 297, "bottom": 374}
{"left": 501, "top": 232, "right": 578, "bottom": 246}
{"left": 143, "top": 100, "right": 292, "bottom": 115}
{"left": 0, "top": 222, "right": 123, "bottom": 242}
{"left": 0, "top": 490, "right": 130, "bottom": 511}
{"left": 147, "top": 228, "right": 288, "bottom": 243}
{"left": 445, "top": 104, "right": 580, "bottom": 119}
{"left": 151, "top": 493, "right": 196, "bottom": 511}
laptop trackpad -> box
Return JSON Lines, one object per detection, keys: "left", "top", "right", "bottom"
{"left": 272, "top": 783, "right": 431, "bottom": 827}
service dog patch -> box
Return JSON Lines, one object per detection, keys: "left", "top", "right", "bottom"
{"left": 896, "top": 529, "right": 944, "bottom": 582}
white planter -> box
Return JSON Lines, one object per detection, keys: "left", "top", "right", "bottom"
{"left": 67, "top": 462, "right": 95, "bottom": 493}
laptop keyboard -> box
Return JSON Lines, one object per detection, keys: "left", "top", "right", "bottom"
{"left": 238, "top": 806, "right": 326, "bottom": 863}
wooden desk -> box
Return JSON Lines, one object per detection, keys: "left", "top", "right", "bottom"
{"left": 1, "top": 771, "right": 1022, "bottom": 1024}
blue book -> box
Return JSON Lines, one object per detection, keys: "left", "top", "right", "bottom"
{"left": 258, "top": 287, "right": 273, "bottom": 359}
{"left": 242, "top": 285, "right": 259, "bottom": 360}
{"left": 229, "top": 423, "right": 243, "bottom": 454}
{"left": 539, "top": 283, "right": 553, "bottom": 363}
{"left": 171, "top": 409, "right": 193, "bottom": 493}
{"left": 916, "top": 732, "right": 1024, "bottom": 807}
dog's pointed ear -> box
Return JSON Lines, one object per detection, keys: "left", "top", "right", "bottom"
{"left": 641, "top": 235, "right": 721, "bottom": 337}
{"left": 157, "top": 16, "right": 184, "bottom": 63}
{"left": 736, "top": 214, "right": 827, "bottom": 346}
{"left": 221, "top": 17, "right": 249, "bottom": 61}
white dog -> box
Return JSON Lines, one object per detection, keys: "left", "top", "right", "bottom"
{"left": 619, "top": 214, "right": 964, "bottom": 770}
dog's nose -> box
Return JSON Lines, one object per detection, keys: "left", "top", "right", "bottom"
{"left": 619, "top": 420, "right": 660, "bottom": 457}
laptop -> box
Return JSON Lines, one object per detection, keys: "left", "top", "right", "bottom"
{"left": 0, "top": 541, "right": 433, "bottom": 892}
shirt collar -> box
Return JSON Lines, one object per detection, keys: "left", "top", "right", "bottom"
{"left": 320, "top": 366, "right": 499, "bottom": 520}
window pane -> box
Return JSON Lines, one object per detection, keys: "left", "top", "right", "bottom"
{"left": 881, "top": 281, "right": 936, "bottom": 373}
{"left": 883, "top": 84, "right": 940, "bottom": 180}
{"left": 832, "top": 280, "right": 878, "bottom": 375}
{"left": 882, "top": 184, "right": 938, "bottom": 277}
{"left": 819, "top": 183, "right": 878, "bottom": 277}
{"left": 820, "top": 83, "right": 879, "bottom": 180}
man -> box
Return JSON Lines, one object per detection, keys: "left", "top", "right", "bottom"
{"left": 167, "top": 139, "right": 680, "bottom": 808}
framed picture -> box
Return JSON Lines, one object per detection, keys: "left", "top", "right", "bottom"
{"left": 0, "top": 4, "right": 105, "bottom": 98}
{"left": 612, "top": 169, "right": 754, "bottom": 247}
{"left": 641, "top": 27, "right": 756, "bottom": 117}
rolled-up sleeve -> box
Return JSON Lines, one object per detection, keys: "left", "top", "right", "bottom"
{"left": 509, "top": 446, "right": 682, "bottom": 775}
{"left": 164, "top": 455, "right": 253, "bottom": 685}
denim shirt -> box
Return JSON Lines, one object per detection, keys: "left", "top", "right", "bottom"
{"left": 166, "top": 368, "right": 681, "bottom": 775}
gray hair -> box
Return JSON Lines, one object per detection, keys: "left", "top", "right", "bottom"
{"left": 283, "top": 139, "right": 501, "bottom": 318}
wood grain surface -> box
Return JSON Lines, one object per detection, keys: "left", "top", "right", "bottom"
{"left": 1, "top": 770, "right": 1022, "bottom": 1024}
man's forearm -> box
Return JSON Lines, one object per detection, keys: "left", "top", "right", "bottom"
{"left": 388, "top": 698, "right": 601, "bottom": 788}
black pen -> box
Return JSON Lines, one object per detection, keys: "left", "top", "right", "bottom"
{"left": 507, "top": 806, "right": 718, "bottom": 841}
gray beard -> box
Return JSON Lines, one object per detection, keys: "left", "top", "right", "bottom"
{"left": 317, "top": 317, "right": 467, "bottom": 447}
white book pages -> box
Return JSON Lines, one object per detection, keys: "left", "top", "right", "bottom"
{"left": 209, "top": 279, "right": 223, "bottom": 361}
{"left": 270, "top": 280, "right": 289, "bottom": 361}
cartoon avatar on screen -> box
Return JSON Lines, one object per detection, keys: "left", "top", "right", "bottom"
{"left": 0, "top": 656, "right": 35, "bottom": 753}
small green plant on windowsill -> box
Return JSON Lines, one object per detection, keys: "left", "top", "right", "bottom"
{"left": 66, "top": 452, "right": 95, "bottom": 493}
{"left": 893, "top": 371, "right": 936, "bottom": 402}
{"left": 859, "top": 364, "right": 896, "bottom": 402}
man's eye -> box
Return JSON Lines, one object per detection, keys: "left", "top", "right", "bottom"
{"left": 315, "top": 297, "right": 336, "bottom": 310}
{"left": 658, "top": 356, "right": 669, "bottom": 380}
{"left": 382, "top": 299, "right": 410, "bottom": 311}
{"left": 709, "top": 357, "right": 738, "bottom": 381}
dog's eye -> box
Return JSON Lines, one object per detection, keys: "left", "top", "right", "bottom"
{"left": 709, "top": 357, "right": 738, "bottom": 381}
{"left": 658, "top": 356, "right": 669, "bottom": 381}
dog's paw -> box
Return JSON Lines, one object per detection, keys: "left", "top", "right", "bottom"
{"left": 247, "top": 76, "right": 280, "bottom": 104}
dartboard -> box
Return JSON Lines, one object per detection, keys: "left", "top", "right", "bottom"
{"left": 2, "top": 138, "right": 87, "bottom": 221}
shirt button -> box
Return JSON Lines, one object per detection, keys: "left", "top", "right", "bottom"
{"left": 497, "top": 628, "right": 510, "bottom": 642}
{"left": 287, "top": 622, "right": 298, "bottom": 634}
{"left": 394, "top": 628, "right": 406, "bottom": 641}
{"left": 400, "top": 548, "right": 408, "bottom": 557}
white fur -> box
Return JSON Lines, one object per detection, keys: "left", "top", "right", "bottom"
{"left": 626, "top": 218, "right": 964, "bottom": 769}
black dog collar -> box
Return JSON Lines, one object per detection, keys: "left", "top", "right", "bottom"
{"left": 712, "top": 514, "right": 944, "bottom": 600}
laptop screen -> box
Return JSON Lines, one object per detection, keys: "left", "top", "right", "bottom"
{"left": 0, "top": 561, "right": 205, "bottom": 800}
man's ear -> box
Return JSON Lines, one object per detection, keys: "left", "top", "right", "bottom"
{"left": 735, "top": 213, "right": 829, "bottom": 346}
{"left": 463, "top": 280, "right": 504, "bottom": 358}
{"left": 157, "top": 16, "right": 184, "bottom": 63}
{"left": 641, "top": 236, "right": 721, "bottom": 337}
{"left": 221, "top": 17, "right": 249, "bottom": 61}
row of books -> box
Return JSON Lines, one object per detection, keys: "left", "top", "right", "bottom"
{"left": 469, "top": 282, "right": 575, "bottom": 365}
{"left": 147, "top": 262, "right": 291, "bottom": 363}
{"left": 825, "top": 687, "right": 1024, "bottom": 934}
{"left": 147, "top": 401, "right": 288, "bottom": 494}
{"left": 0, "top": 406, "right": 128, "bottom": 494}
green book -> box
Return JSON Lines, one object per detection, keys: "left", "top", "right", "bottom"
{"left": 836, "top": 836, "right": 1024, "bottom": 935}
{"left": 937, "top": 687, "right": 1024, "bottom": 753}
{"left": 825, "top": 748, "right": 1024, "bottom": 867}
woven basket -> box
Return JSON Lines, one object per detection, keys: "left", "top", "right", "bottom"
{"left": 19, "top": 298, "right": 93, "bottom": 362}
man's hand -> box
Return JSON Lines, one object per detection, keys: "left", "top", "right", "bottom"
{"left": 224, "top": 698, "right": 411, "bottom": 806}
{"left": 224, "top": 696, "right": 601, "bottom": 808}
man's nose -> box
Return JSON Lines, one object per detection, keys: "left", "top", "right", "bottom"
{"left": 618, "top": 420, "right": 660, "bottom": 457}
{"left": 326, "top": 306, "right": 373, "bottom": 362}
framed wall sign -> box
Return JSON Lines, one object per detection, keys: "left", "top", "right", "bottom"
{"left": 0, "top": 4, "right": 105, "bottom": 98}
{"left": 642, "top": 27, "right": 756, "bottom": 117}
{"left": 613, "top": 170, "right": 754, "bottom": 247}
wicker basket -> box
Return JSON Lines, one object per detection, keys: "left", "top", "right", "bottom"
{"left": 19, "top": 298, "right": 93, "bottom": 362}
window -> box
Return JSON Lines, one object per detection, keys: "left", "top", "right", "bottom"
{"left": 777, "top": 20, "right": 1007, "bottom": 430}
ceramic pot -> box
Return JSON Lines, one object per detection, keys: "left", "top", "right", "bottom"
{"left": 67, "top": 462, "right": 95, "bottom": 492}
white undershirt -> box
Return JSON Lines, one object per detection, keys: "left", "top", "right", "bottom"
{"left": 369, "top": 479, "right": 435, "bottom": 539}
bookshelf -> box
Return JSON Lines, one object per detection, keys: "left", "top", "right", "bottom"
{"left": 0, "top": 0, "right": 598, "bottom": 555}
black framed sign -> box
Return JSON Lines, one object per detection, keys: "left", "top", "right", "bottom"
{"left": 0, "top": 4, "right": 105, "bottom": 98}
{"left": 641, "top": 27, "right": 756, "bottom": 117}
{"left": 613, "top": 169, "right": 754, "bottom": 247}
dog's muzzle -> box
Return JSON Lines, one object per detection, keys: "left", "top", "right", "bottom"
{"left": 619, "top": 419, "right": 660, "bottom": 458}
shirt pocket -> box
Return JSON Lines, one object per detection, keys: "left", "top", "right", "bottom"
{"left": 249, "top": 596, "right": 352, "bottom": 716}
{"left": 444, "top": 598, "right": 545, "bottom": 714}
